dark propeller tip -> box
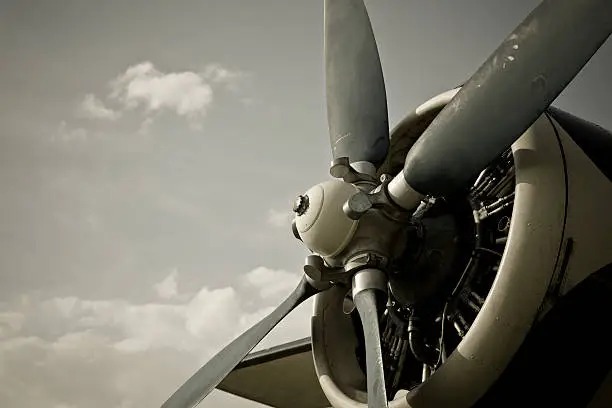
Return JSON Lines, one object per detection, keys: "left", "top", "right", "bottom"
{"left": 401, "top": 0, "right": 612, "bottom": 196}
{"left": 325, "top": 0, "right": 390, "bottom": 167}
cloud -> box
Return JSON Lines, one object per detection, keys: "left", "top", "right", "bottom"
{"left": 202, "top": 63, "right": 249, "bottom": 92}
{"left": 267, "top": 208, "right": 293, "bottom": 229}
{"left": 109, "top": 61, "right": 214, "bottom": 119}
{"left": 0, "top": 312, "right": 25, "bottom": 338}
{"left": 244, "top": 267, "right": 298, "bottom": 300}
{"left": 153, "top": 269, "right": 179, "bottom": 300}
{"left": 52, "top": 121, "right": 89, "bottom": 143}
{"left": 52, "top": 297, "right": 79, "bottom": 319}
{"left": 77, "top": 93, "right": 121, "bottom": 120}
{"left": 72, "top": 61, "right": 250, "bottom": 134}
{"left": 0, "top": 267, "right": 310, "bottom": 407}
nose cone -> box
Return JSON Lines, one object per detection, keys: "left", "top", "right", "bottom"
{"left": 294, "top": 180, "right": 360, "bottom": 257}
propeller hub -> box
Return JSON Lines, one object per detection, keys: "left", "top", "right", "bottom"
{"left": 293, "top": 180, "right": 360, "bottom": 257}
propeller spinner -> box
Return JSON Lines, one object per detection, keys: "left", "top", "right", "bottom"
{"left": 161, "top": 1, "right": 612, "bottom": 407}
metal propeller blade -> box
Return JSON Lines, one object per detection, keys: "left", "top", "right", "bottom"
{"left": 402, "top": 0, "right": 612, "bottom": 196}
{"left": 354, "top": 288, "right": 388, "bottom": 408}
{"left": 161, "top": 276, "right": 319, "bottom": 408}
{"left": 325, "top": 0, "right": 389, "bottom": 169}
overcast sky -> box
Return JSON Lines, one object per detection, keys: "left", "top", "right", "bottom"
{"left": 0, "top": 1, "right": 610, "bottom": 407}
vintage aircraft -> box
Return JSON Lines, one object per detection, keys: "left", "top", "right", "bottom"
{"left": 161, "top": 0, "right": 612, "bottom": 407}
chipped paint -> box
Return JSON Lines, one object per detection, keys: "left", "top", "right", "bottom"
{"left": 333, "top": 132, "right": 351, "bottom": 148}
{"left": 415, "top": 88, "right": 461, "bottom": 116}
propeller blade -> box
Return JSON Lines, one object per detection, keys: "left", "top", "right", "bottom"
{"left": 354, "top": 288, "right": 388, "bottom": 408}
{"left": 325, "top": 0, "right": 389, "bottom": 169}
{"left": 161, "top": 276, "right": 320, "bottom": 408}
{"left": 402, "top": 0, "right": 612, "bottom": 196}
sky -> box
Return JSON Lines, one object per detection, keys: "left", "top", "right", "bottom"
{"left": 0, "top": 1, "right": 610, "bottom": 407}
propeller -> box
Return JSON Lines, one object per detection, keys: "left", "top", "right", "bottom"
{"left": 325, "top": 0, "right": 389, "bottom": 171}
{"left": 398, "top": 0, "right": 612, "bottom": 198}
{"left": 353, "top": 288, "right": 388, "bottom": 408}
{"left": 161, "top": 1, "right": 612, "bottom": 407}
{"left": 161, "top": 277, "right": 320, "bottom": 408}
{"left": 324, "top": 1, "right": 392, "bottom": 404}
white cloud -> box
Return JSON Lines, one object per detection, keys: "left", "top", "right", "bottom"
{"left": 72, "top": 61, "right": 250, "bottom": 134}
{"left": 52, "top": 121, "right": 88, "bottom": 143}
{"left": 109, "top": 61, "right": 214, "bottom": 119}
{"left": 52, "top": 297, "right": 79, "bottom": 318}
{"left": 202, "top": 63, "right": 249, "bottom": 92}
{"left": 244, "top": 267, "right": 299, "bottom": 300}
{"left": 0, "top": 312, "right": 25, "bottom": 338}
{"left": 153, "top": 269, "right": 179, "bottom": 299}
{"left": 77, "top": 93, "right": 121, "bottom": 120}
{"left": 267, "top": 208, "right": 293, "bottom": 228}
{"left": 0, "top": 267, "right": 310, "bottom": 407}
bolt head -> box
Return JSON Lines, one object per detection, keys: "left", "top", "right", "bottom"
{"left": 293, "top": 194, "right": 309, "bottom": 215}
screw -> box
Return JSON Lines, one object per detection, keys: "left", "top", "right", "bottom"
{"left": 292, "top": 194, "right": 309, "bottom": 215}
